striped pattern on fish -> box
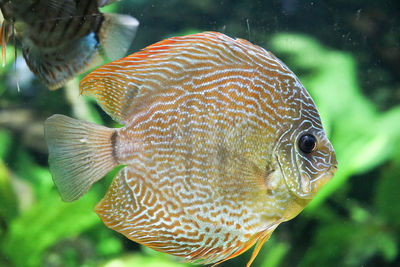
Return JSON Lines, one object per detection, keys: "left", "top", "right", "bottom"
{"left": 45, "top": 32, "right": 337, "bottom": 266}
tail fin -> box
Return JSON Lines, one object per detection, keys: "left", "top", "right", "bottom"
{"left": 98, "top": 13, "right": 139, "bottom": 62}
{"left": 44, "top": 114, "right": 118, "bottom": 202}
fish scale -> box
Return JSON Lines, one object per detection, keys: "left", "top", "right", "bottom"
{"left": 44, "top": 32, "right": 337, "bottom": 266}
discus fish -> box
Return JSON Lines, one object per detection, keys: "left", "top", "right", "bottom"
{"left": 0, "top": 0, "right": 138, "bottom": 89}
{"left": 44, "top": 32, "right": 337, "bottom": 266}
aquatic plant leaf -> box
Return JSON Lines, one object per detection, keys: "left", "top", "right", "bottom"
{"left": 0, "top": 130, "right": 11, "bottom": 159}
{"left": 96, "top": 232, "right": 123, "bottom": 257}
{"left": 12, "top": 147, "right": 54, "bottom": 196}
{"left": 1, "top": 191, "right": 99, "bottom": 267}
{"left": 374, "top": 160, "right": 400, "bottom": 226}
{"left": 260, "top": 240, "right": 290, "bottom": 267}
{"left": 298, "top": 219, "right": 397, "bottom": 266}
{"left": 102, "top": 253, "right": 190, "bottom": 267}
{"left": 0, "top": 160, "right": 18, "bottom": 227}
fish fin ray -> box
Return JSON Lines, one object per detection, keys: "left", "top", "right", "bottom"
{"left": 0, "top": 21, "right": 6, "bottom": 67}
{"left": 98, "top": 13, "right": 139, "bottom": 62}
{"left": 246, "top": 220, "right": 282, "bottom": 267}
{"left": 245, "top": 230, "right": 273, "bottom": 267}
{"left": 217, "top": 144, "right": 272, "bottom": 193}
{"left": 232, "top": 153, "right": 271, "bottom": 190}
{"left": 0, "top": 20, "right": 11, "bottom": 67}
{"left": 46, "top": 0, "right": 77, "bottom": 16}
{"left": 211, "top": 220, "right": 281, "bottom": 267}
{"left": 79, "top": 32, "right": 246, "bottom": 123}
{"left": 44, "top": 114, "right": 118, "bottom": 201}
{"left": 209, "top": 232, "right": 262, "bottom": 267}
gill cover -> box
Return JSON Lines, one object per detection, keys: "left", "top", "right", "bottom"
{"left": 275, "top": 117, "right": 336, "bottom": 199}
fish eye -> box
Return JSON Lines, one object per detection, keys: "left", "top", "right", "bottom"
{"left": 298, "top": 134, "right": 317, "bottom": 154}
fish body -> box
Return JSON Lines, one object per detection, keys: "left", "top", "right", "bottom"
{"left": 44, "top": 32, "right": 337, "bottom": 266}
{"left": 0, "top": 0, "right": 138, "bottom": 89}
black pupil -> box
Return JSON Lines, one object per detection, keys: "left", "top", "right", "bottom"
{"left": 299, "top": 134, "right": 317, "bottom": 153}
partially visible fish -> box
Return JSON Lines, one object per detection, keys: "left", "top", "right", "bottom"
{"left": 0, "top": 0, "right": 139, "bottom": 89}
{"left": 45, "top": 32, "right": 337, "bottom": 266}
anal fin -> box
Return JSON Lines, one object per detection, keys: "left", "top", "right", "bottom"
{"left": 95, "top": 165, "right": 195, "bottom": 258}
{"left": 211, "top": 219, "right": 282, "bottom": 267}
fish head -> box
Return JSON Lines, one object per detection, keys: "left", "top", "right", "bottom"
{"left": 274, "top": 83, "right": 337, "bottom": 200}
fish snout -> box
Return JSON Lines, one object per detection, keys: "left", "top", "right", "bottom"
{"left": 329, "top": 151, "right": 338, "bottom": 172}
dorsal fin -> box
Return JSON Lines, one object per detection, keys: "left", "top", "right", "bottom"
{"left": 79, "top": 31, "right": 262, "bottom": 124}
{"left": 0, "top": 19, "right": 11, "bottom": 67}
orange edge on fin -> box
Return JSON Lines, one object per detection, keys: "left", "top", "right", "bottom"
{"left": 245, "top": 229, "right": 273, "bottom": 267}
{"left": 0, "top": 20, "right": 12, "bottom": 67}
{"left": 210, "top": 232, "right": 264, "bottom": 267}
{"left": 12, "top": 23, "right": 16, "bottom": 66}
{"left": 1, "top": 21, "right": 7, "bottom": 67}
{"left": 211, "top": 219, "right": 283, "bottom": 267}
{"left": 119, "top": 31, "right": 228, "bottom": 63}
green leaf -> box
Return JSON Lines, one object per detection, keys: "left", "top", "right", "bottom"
{"left": 0, "top": 160, "right": 18, "bottom": 228}
{"left": 2, "top": 191, "right": 100, "bottom": 267}
{"left": 260, "top": 241, "right": 290, "bottom": 267}
{"left": 374, "top": 161, "right": 400, "bottom": 226}
{"left": 0, "top": 130, "right": 12, "bottom": 159}
{"left": 96, "top": 231, "right": 123, "bottom": 257}
{"left": 12, "top": 147, "right": 54, "bottom": 195}
{"left": 102, "top": 252, "right": 190, "bottom": 267}
{"left": 299, "top": 219, "right": 397, "bottom": 266}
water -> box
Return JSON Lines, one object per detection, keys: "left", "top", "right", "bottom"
{"left": 0, "top": 0, "right": 399, "bottom": 266}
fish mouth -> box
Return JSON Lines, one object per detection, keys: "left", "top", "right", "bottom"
{"left": 325, "top": 153, "right": 338, "bottom": 179}
{"left": 274, "top": 153, "right": 311, "bottom": 199}
{"left": 276, "top": 154, "right": 337, "bottom": 200}
{"left": 328, "top": 164, "right": 338, "bottom": 178}
{"left": 331, "top": 164, "right": 338, "bottom": 172}
{"left": 299, "top": 149, "right": 338, "bottom": 198}
{"left": 306, "top": 163, "right": 338, "bottom": 198}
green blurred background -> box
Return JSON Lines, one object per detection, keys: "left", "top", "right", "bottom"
{"left": 1, "top": 0, "right": 399, "bottom": 266}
